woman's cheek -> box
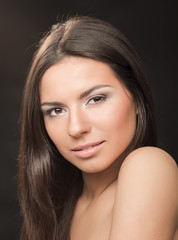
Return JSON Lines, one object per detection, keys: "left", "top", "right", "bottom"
{"left": 44, "top": 118, "right": 65, "bottom": 145}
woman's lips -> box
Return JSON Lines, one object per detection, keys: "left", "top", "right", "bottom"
{"left": 71, "top": 141, "right": 105, "bottom": 158}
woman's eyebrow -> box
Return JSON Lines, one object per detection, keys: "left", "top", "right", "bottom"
{"left": 79, "top": 84, "right": 112, "bottom": 99}
{"left": 41, "top": 84, "right": 112, "bottom": 108}
{"left": 41, "top": 101, "right": 62, "bottom": 108}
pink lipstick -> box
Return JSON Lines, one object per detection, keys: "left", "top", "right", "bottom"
{"left": 72, "top": 141, "right": 105, "bottom": 158}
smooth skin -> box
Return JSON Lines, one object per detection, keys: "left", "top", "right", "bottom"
{"left": 40, "top": 57, "right": 178, "bottom": 240}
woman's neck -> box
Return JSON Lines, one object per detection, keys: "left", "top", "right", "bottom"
{"left": 81, "top": 158, "right": 122, "bottom": 201}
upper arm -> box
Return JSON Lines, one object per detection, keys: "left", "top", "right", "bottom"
{"left": 109, "top": 147, "right": 178, "bottom": 240}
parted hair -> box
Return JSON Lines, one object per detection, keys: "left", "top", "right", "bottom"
{"left": 18, "top": 15, "right": 157, "bottom": 240}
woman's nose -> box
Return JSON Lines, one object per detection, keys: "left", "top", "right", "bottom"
{"left": 68, "top": 108, "right": 91, "bottom": 138}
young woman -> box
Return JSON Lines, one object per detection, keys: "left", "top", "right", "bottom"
{"left": 18, "top": 16, "right": 178, "bottom": 240}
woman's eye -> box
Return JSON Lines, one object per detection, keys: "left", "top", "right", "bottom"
{"left": 48, "top": 107, "right": 66, "bottom": 116}
{"left": 88, "top": 95, "right": 106, "bottom": 105}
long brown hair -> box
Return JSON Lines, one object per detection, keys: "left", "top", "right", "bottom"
{"left": 18, "top": 15, "right": 157, "bottom": 240}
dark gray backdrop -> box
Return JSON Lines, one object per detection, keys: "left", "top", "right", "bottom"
{"left": 0, "top": 0, "right": 177, "bottom": 239}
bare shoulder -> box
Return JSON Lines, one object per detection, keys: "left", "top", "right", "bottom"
{"left": 118, "top": 146, "right": 178, "bottom": 192}
{"left": 109, "top": 147, "right": 178, "bottom": 240}
{"left": 119, "top": 147, "right": 178, "bottom": 186}
{"left": 122, "top": 146, "right": 177, "bottom": 171}
{"left": 118, "top": 146, "right": 178, "bottom": 208}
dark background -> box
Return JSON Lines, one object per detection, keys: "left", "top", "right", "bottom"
{"left": 0, "top": 0, "right": 177, "bottom": 239}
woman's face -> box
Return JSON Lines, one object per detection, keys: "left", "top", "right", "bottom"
{"left": 40, "top": 57, "right": 137, "bottom": 173}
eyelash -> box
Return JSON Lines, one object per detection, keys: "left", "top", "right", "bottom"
{"left": 44, "top": 95, "right": 106, "bottom": 117}
{"left": 87, "top": 95, "right": 106, "bottom": 105}
{"left": 46, "top": 107, "right": 67, "bottom": 117}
